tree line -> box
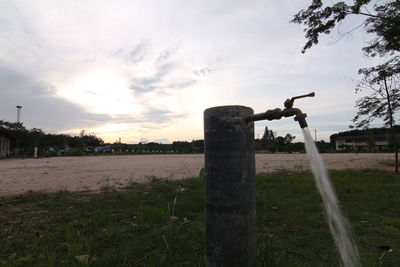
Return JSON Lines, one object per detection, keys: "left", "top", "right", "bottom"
{"left": 0, "top": 120, "right": 206, "bottom": 156}
{"left": 255, "top": 133, "right": 333, "bottom": 153}
{"left": 1, "top": 119, "right": 336, "bottom": 157}
{"left": 0, "top": 120, "right": 104, "bottom": 157}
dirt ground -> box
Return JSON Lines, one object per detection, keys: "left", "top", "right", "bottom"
{"left": 0, "top": 153, "right": 394, "bottom": 196}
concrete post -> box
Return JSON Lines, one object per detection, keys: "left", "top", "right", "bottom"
{"left": 204, "top": 105, "right": 256, "bottom": 267}
{"left": 34, "top": 147, "right": 38, "bottom": 158}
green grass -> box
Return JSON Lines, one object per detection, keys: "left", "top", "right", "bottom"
{"left": 1, "top": 170, "right": 399, "bottom": 266}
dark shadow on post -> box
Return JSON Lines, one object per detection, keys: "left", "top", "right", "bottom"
{"left": 204, "top": 105, "right": 256, "bottom": 267}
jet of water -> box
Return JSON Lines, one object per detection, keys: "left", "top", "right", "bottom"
{"left": 302, "top": 127, "right": 360, "bottom": 267}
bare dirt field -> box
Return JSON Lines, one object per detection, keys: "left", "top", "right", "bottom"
{"left": 0, "top": 153, "right": 394, "bottom": 196}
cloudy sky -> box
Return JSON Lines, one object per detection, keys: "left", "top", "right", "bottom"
{"left": 0, "top": 0, "right": 380, "bottom": 143}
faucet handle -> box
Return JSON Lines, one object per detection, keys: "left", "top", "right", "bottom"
{"left": 284, "top": 92, "right": 315, "bottom": 108}
{"left": 291, "top": 92, "right": 315, "bottom": 101}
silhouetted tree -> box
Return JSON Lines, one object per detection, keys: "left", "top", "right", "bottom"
{"left": 291, "top": 0, "right": 399, "bottom": 76}
{"left": 0, "top": 120, "right": 105, "bottom": 157}
{"left": 284, "top": 133, "right": 295, "bottom": 144}
{"left": 352, "top": 71, "right": 400, "bottom": 171}
{"left": 353, "top": 73, "right": 399, "bottom": 127}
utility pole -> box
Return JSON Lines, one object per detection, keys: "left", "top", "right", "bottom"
{"left": 314, "top": 129, "right": 317, "bottom": 142}
{"left": 16, "top": 105, "right": 22, "bottom": 123}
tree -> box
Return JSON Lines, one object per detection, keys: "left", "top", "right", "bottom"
{"left": 352, "top": 71, "right": 400, "bottom": 170}
{"left": 284, "top": 133, "right": 296, "bottom": 144}
{"left": 0, "top": 120, "right": 105, "bottom": 157}
{"left": 82, "top": 134, "right": 104, "bottom": 147}
{"left": 292, "top": 0, "right": 400, "bottom": 171}
{"left": 291, "top": 0, "right": 399, "bottom": 73}
{"left": 0, "top": 120, "right": 28, "bottom": 156}
{"left": 291, "top": 0, "right": 399, "bottom": 84}
{"left": 352, "top": 72, "right": 400, "bottom": 128}
{"left": 0, "top": 120, "right": 26, "bottom": 132}
{"left": 284, "top": 133, "right": 296, "bottom": 153}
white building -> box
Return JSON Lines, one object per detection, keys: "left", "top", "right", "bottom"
{"left": 334, "top": 134, "right": 392, "bottom": 151}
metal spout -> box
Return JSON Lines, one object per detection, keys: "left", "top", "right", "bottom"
{"left": 293, "top": 111, "right": 308, "bottom": 128}
{"left": 244, "top": 92, "right": 314, "bottom": 128}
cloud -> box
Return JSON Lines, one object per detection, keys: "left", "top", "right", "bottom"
{"left": 130, "top": 63, "right": 176, "bottom": 93}
{"left": 127, "top": 39, "right": 150, "bottom": 63}
{"left": 193, "top": 68, "right": 212, "bottom": 77}
{"left": 129, "top": 49, "right": 199, "bottom": 95}
{"left": 0, "top": 65, "right": 112, "bottom": 132}
{"left": 106, "top": 107, "right": 187, "bottom": 129}
{"left": 0, "top": 0, "right": 375, "bottom": 143}
{"left": 156, "top": 50, "right": 172, "bottom": 64}
{"left": 139, "top": 137, "right": 149, "bottom": 143}
{"left": 141, "top": 107, "right": 186, "bottom": 124}
{"left": 168, "top": 79, "right": 197, "bottom": 89}
{"left": 154, "top": 138, "right": 170, "bottom": 144}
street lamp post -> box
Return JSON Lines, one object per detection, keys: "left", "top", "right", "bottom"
{"left": 16, "top": 105, "right": 22, "bottom": 123}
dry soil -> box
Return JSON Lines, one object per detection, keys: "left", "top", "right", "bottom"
{"left": 0, "top": 153, "right": 394, "bottom": 196}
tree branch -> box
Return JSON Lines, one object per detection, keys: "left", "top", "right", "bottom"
{"left": 329, "top": 20, "right": 367, "bottom": 45}
{"left": 348, "top": 11, "right": 382, "bottom": 19}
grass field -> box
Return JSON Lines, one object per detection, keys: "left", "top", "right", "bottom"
{"left": 1, "top": 170, "right": 399, "bottom": 266}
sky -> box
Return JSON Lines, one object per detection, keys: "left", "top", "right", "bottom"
{"left": 0, "top": 0, "right": 382, "bottom": 143}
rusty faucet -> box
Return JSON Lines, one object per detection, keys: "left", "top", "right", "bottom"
{"left": 244, "top": 92, "right": 315, "bottom": 128}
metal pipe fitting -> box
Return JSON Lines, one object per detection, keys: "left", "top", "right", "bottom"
{"left": 244, "top": 107, "right": 308, "bottom": 128}
{"left": 243, "top": 108, "right": 283, "bottom": 122}
{"left": 244, "top": 92, "right": 314, "bottom": 128}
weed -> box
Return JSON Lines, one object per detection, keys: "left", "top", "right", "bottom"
{"left": 126, "top": 177, "right": 141, "bottom": 189}
{"left": 55, "top": 186, "right": 69, "bottom": 196}
{"left": 100, "top": 184, "right": 115, "bottom": 192}
{"left": 199, "top": 167, "right": 205, "bottom": 179}
{"left": 100, "top": 176, "right": 115, "bottom": 192}
{"left": 0, "top": 170, "right": 399, "bottom": 266}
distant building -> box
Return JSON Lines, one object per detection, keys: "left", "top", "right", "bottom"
{"left": 0, "top": 129, "right": 10, "bottom": 158}
{"left": 333, "top": 135, "right": 392, "bottom": 151}
{"left": 330, "top": 127, "right": 400, "bottom": 152}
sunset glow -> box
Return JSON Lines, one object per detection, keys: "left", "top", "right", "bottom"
{"left": 0, "top": 0, "right": 371, "bottom": 143}
{"left": 58, "top": 71, "right": 141, "bottom": 116}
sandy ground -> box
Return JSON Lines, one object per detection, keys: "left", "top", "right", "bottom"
{"left": 0, "top": 153, "right": 394, "bottom": 196}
